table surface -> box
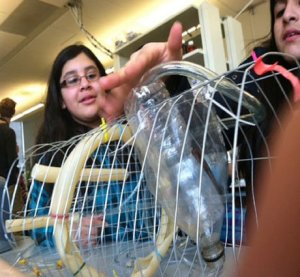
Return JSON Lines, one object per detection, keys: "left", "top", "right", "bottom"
{"left": 0, "top": 236, "right": 242, "bottom": 276}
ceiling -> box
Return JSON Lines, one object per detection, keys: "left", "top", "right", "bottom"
{"left": 0, "top": 0, "right": 263, "bottom": 117}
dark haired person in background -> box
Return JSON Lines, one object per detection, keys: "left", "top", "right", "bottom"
{"left": 0, "top": 97, "right": 18, "bottom": 253}
{"left": 0, "top": 97, "right": 18, "bottom": 186}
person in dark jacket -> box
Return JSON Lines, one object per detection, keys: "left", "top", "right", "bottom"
{"left": 0, "top": 97, "right": 18, "bottom": 186}
{"left": 0, "top": 97, "right": 18, "bottom": 253}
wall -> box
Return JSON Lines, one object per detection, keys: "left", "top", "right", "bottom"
{"left": 238, "top": 1, "right": 270, "bottom": 56}
{"left": 22, "top": 109, "right": 43, "bottom": 152}
{"left": 10, "top": 121, "right": 25, "bottom": 166}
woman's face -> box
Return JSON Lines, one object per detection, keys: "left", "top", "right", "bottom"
{"left": 60, "top": 53, "right": 125, "bottom": 127}
{"left": 274, "top": 0, "right": 300, "bottom": 60}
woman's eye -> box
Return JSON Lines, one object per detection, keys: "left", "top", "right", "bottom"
{"left": 86, "top": 72, "right": 99, "bottom": 81}
{"left": 274, "top": 1, "right": 286, "bottom": 18}
{"left": 66, "top": 76, "right": 80, "bottom": 85}
{"left": 275, "top": 8, "right": 285, "bottom": 18}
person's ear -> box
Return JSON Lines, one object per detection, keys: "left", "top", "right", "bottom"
{"left": 62, "top": 101, "right": 66, "bottom": 109}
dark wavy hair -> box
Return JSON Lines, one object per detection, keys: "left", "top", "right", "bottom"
{"left": 36, "top": 44, "right": 106, "bottom": 144}
{"left": 260, "top": 0, "right": 277, "bottom": 51}
{"left": 0, "top": 97, "right": 16, "bottom": 119}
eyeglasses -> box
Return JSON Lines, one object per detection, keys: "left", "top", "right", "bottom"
{"left": 60, "top": 70, "right": 100, "bottom": 88}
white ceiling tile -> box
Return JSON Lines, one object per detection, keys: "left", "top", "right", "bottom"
{"left": 0, "top": 0, "right": 23, "bottom": 24}
{"left": 0, "top": 0, "right": 23, "bottom": 14}
{"left": 0, "top": 30, "right": 25, "bottom": 60}
{"left": 40, "top": 0, "right": 67, "bottom": 8}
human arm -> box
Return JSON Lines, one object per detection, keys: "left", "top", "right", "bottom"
{"left": 236, "top": 108, "right": 300, "bottom": 276}
{"left": 72, "top": 214, "right": 106, "bottom": 247}
{"left": 6, "top": 129, "right": 18, "bottom": 167}
{"left": 0, "top": 259, "right": 27, "bottom": 277}
{"left": 5, "top": 128, "right": 18, "bottom": 185}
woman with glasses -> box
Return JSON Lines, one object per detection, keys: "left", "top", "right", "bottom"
{"left": 37, "top": 44, "right": 126, "bottom": 144}
{"left": 29, "top": 44, "right": 153, "bottom": 248}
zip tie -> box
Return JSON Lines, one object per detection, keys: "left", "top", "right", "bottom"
{"left": 252, "top": 51, "right": 300, "bottom": 103}
{"left": 50, "top": 213, "right": 69, "bottom": 220}
{"left": 73, "top": 262, "right": 86, "bottom": 276}
{"left": 100, "top": 117, "right": 109, "bottom": 142}
{"left": 154, "top": 247, "right": 163, "bottom": 261}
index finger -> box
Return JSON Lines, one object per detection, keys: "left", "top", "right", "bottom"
{"left": 100, "top": 22, "right": 183, "bottom": 91}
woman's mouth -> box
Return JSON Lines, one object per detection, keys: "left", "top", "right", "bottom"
{"left": 283, "top": 30, "right": 300, "bottom": 42}
{"left": 80, "top": 95, "right": 96, "bottom": 104}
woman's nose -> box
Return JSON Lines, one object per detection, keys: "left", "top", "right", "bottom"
{"left": 282, "top": 1, "right": 299, "bottom": 23}
{"left": 80, "top": 76, "right": 90, "bottom": 89}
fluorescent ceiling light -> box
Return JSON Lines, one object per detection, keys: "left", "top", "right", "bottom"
{"left": 12, "top": 103, "right": 44, "bottom": 121}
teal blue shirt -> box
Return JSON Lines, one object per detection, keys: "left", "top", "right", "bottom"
{"left": 28, "top": 142, "right": 155, "bottom": 247}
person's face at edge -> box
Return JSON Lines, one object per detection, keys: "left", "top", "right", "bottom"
{"left": 60, "top": 53, "right": 125, "bottom": 128}
{"left": 274, "top": 0, "right": 300, "bottom": 61}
